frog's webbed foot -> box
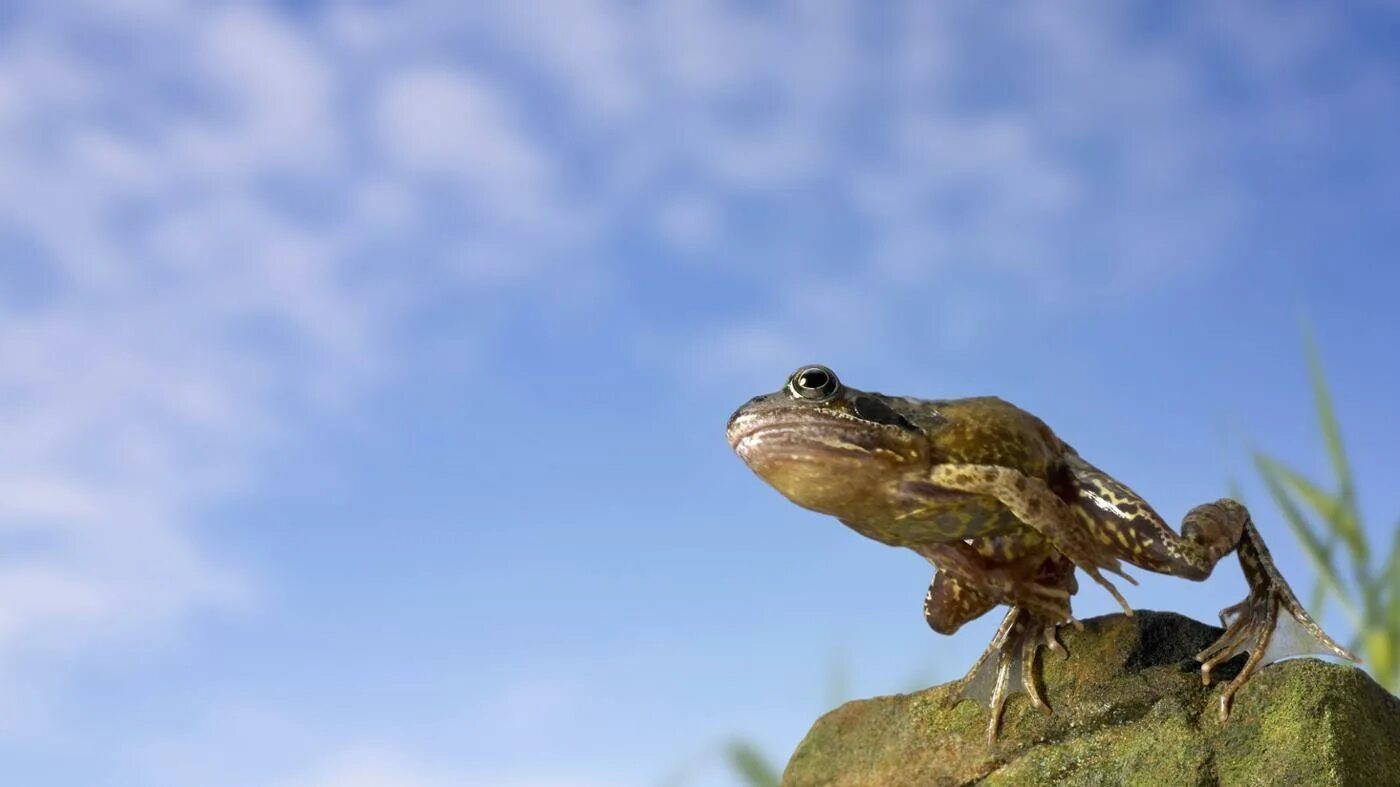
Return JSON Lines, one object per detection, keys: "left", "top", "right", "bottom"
{"left": 1195, "top": 520, "right": 1358, "bottom": 722}
{"left": 954, "top": 606, "right": 1064, "bottom": 743}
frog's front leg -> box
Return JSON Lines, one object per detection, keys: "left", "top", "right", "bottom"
{"left": 924, "top": 543, "right": 1075, "bottom": 739}
{"left": 927, "top": 464, "right": 1139, "bottom": 614}
{"left": 954, "top": 605, "right": 1069, "bottom": 743}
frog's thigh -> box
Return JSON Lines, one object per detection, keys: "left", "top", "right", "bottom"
{"left": 928, "top": 464, "right": 1079, "bottom": 541}
{"left": 924, "top": 572, "right": 997, "bottom": 635}
{"left": 927, "top": 463, "right": 1124, "bottom": 583}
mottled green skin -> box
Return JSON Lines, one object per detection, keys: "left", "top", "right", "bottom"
{"left": 725, "top": 367, "right": 1153, "bottom": 627}
{"left": 729, "top": 365, "right": 1357, "bottom": 741}
{"left": 727, "top": 379, "right": 1075, "bottom": 549}
{"left": 782, "top": 612, "right": 1400, "bottom": 787}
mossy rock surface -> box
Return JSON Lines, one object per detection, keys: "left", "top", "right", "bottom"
{"left": 782, "top": 611, "right": 1399, "bottom": 786}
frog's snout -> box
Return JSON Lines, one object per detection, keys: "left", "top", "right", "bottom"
{"left": 726, "top": 395, "right": 770, "bottom": 450}
{"left": 725, "top": 408, "right": 744, "bottom": 447}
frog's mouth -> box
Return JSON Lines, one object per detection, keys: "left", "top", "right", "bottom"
{"left": 729, "top": 408, "right": 918, "bottom": 518}
{"left": 732, "top": 422, "right": 874, "bottom": 462}
{"left": 727, "top": 411, "right": 903, "bottom": 466}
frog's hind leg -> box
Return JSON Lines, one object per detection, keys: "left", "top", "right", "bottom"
{"left": 1072, "top": 491, "right": 1356, "bottom": 719}
{"left": 1192, "top": 508, "right": 1357, "bottom": 721}
{"left": 1063, "top": 458, "right": 1356, "bottom": 716}
{"left": 954, "top": 606, "right": 1064, "bottom": 744}
{"left": 915, "top": 540, "right": 1074, "bottom": 624}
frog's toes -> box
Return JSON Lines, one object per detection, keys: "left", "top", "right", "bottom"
{"left": 1080, "top": 565, "right": 1136, "bottom": 617}
{"left": 1216, "top": 599, "right": 1248, "bottom": 628}
{"left": 1196, "top": 541, "right": 1357, "bottom": 722}
{"left": 955, "top": 607, "right": 1061, "bottom": 742}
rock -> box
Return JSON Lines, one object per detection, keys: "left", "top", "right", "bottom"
{"left": 782, "top": 611, "right": 1400, "bottom": 786}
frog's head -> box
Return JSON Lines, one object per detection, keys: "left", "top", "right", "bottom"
{"left": 727, "top": 365, "right": 929, "bottom": 519}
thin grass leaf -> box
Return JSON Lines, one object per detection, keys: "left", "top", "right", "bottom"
{"left": 1385, "top": 518, "right": 1400, "bottom": 581}
{"left": 1364, "top": 630, "right": 1393, "bottom": 689}
{"left": 1256, "top": 454, "right": 1360, "bottom": 628}
{"left": 1303, "top": 329, "right": 1355, "bottom": 504}
{"left": 1307, "top": 571, "right": 1327, "bottom": 621}
{"left": 1255, "top": 453, "right": 1379, "bottom": 621}
{"left": 1302, "top": 332, "right": 1373, "bottom": 578}
{"left": 1229, "top": 473, "right": 1337, "bottom": 615}
{"left": 1260, "top": 453, "right": 1332, "bottom": 613}
{"left": 1253, "top": 454, "right": 1343, "bottom": 612}
{"left": 824, "top": 651, "right": 852, "bottom": 709}
{"left": 1255, "top": 336, "right": 1397, "bottom": 689}
{"left": 1255, "top": 456, "right": 1363, "bottom": 561}
{"left": 1385, "top": 519, "right": 1400, "bottom": 632}
{"left": 1254, "top": 454, "right": 1338, "bottom": 583}
{"left": 725, "top": 741, "right": 780, "bottom": 787}
{"left": 1387, "top": 518, "right": 1400, "bottom": 689}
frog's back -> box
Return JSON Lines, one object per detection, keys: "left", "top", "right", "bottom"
{"left": 917, "top": 395, "right": 1068, "bottom": 480}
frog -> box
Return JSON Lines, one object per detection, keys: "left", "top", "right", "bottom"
{"left": 727, "top": 364, "right": 1356, "bottom": 742}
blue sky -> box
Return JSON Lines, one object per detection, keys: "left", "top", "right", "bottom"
{"left": 1, "top": 1, "right": 1399, "bottom": 785}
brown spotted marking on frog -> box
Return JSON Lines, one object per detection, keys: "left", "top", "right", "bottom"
{"left": 728, "top": 365, "right": 1359, "bottom": 743}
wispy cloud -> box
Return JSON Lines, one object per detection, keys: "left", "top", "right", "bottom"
{"left": 0, "top": 0, "right": 1368, "bottom": 673}
{"left": 277, "top": 746, "right": 614, "bottom": 787}
{"left": 1, "top": 0, "right": 1397, "bottom": 782}
{"left": 407, "top": 1, "right": 1390, "bottom": 379}
{"left": 273, "top": 747, "right": 451, "bottom": 787}
{"left": 0, "top": 1, "right": 388, "bottom": 718}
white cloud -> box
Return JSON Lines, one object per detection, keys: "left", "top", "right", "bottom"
{"left": 0, "top": 0, "right": 377, "bottom": 723}
{"left": 375, "top": 67, "right": 551, "bottom": 220}
{"left": 0, "top": 0, "right": 1394, "bottom": 782}
{"left": 276, "top": 747, "right": 615, "bottom": 787}
{"left": 130, "top": 691, "right": 623, "bottom": 787}
{"left": 493, "top": 0, "right": 641, "bottom": 120}
{"left": 654, "top": 194, "right": 720, "bottom": 251}
{"left": 268, "top": 747, "right": 449, "bottom": 787}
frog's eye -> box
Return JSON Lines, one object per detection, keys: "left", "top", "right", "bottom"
{"left": 789, "top": 365, "right": 840, "bottom": 401}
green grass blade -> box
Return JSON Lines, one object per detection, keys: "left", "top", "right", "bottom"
{"left": 1225, "top": 469, "right": 1248, "bottom": 499}
{"left": 1386, "top": 518, "right": 1400, "bottom": 581}
{"left": 1386, "top": 521, "right": 1400, "bottom": 631}
{"left": 725, "top": 741, "right": 781, "bottom": 787}
{"left": 1303, "top": 331, "right": 1367, "bottom": 561}
{"left": 1255, "top": 453, "right": 1360, "bottom": 627}
{"left": 1255, "top": 454, "right": 1368, "bottom": 577}
{"left": 824, "top": 651, "right": 852, "bottom": 709}
{"left": 1387, "top": 518, "right": 1400, "bottom": 689}
{"left": 1303, "top": 329, "right": 1353, "bottom": 496}
{"left": 1254, "top": 450, "right": 1338, "bottom": 616}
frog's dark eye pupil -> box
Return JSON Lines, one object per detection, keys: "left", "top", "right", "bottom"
{"left": 791, "top": 365, "right": 839, "bottom": 400}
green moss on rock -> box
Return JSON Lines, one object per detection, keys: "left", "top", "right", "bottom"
{"left": 782, "top": 611, "right": 1400, "bottom": 786}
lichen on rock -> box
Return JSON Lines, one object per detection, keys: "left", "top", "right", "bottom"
{"left": 781, "top": 611, "right": 1400, "bottom": 786}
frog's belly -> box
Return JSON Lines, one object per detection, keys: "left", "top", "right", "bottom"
{"left": 841, "top": 496, "right": 1023, "bottom": 547}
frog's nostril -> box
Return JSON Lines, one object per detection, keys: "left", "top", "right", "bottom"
{"left": 726, "top": 406, "right": 749, "bottom": 433}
